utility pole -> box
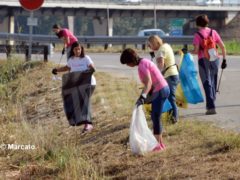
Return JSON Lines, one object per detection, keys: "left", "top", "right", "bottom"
{"left": 154, "top": 0, "right": 157, "bottom": 29}
{"left": 106, "top": 0, "right": 110, "bottom": 49}
{"left": 28, "top": 11, "right": 33, "bottom": 61}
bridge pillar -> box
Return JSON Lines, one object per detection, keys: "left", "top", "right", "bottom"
{"left": 93, "top": 16, "right": 113, "bottom": 49}
{"left": 92, "top": 17, "right": 113, "bottom": 36}
{"left": 67, "top": 16, "right": 75, "bottom": 34}
{"left": 0, "top": 16, "right": 15, "bottom": 45}
{"left": 225, "top": 11, "right": 239, "bottom": 25}
{"left": 0, "top": 16, "right": 15, "bottom": 33}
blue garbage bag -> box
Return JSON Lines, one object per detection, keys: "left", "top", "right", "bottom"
{"left": 162, "top": 99, "right": 172, "bottom": 113}
{"left": 179, "top": 53, "right": 204, "bottom": 104}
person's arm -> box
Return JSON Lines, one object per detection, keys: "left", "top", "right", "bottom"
{"left": 88, "top": 64, "right": 96, "bottom": 72}
{"left": 61, "top": 29, "right": 70, "bottom": 49}
{"left": 52, "top": 65, "right": 70, "bottom": 75}
{"left": 135, "top": 67, "right": 152, "bottom": 107}
{"left": 217, "top": 41, "right": 226, "bottom": 59}
{"left": 63, "top": 36, "right": 70, "bottom": 48}
{"left": 86, "top": 56, "right": 96, "bottom": 72}
{"left": 189, "top": 34, "right": 200, "bottom": 54}
{"left": 141, "top": 72, "right": 152, "bottom": 96}
{"left": 156, "top": 57, "right": 165, "bottom": 71}
{"left": 56, "top": 65, "right": 70, "bottom": 72}
{"left": 218, "top": 40, "right": 227, "bottom": 69}
{"left": 190, "top": 44, "right": 199, "bottom": 54}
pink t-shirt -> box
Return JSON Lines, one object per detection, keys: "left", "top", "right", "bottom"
{"left": 138, "top": 58, "right": 168, "bottom": 92}
{"left": 62, "top": 28, "right": 78, "bottom": 47}
{"left": 193, "top": 27, "right": 222, "bottom": 59}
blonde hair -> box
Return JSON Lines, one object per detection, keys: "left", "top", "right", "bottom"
{"left": 147, "top": 35, "right": 163, "bottom": 50}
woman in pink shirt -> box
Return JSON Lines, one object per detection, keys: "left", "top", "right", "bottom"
{"left": 52, "top": 24, "right": 78, "bottom": 59}
{"left": 192, "top": 14, "right": 227, "bottom": 115}
{"left": 120, "top": 48, "right": 169, "bottom": 151}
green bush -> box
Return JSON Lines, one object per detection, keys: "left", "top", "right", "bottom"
{"left": 224, "top": 40, "right": 240, "bottom": 55}
{"left": 0, "top": 59, "right": 43, "bottom": 84}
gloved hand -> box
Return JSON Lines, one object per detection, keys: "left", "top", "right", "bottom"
{"left": 52, "top": 68, "right": 58, "bottom": 75}
{"left": 135, "top": 94, "right": 147, "bottom": 107}
{"left": 149, "top": 51, "right": 155, "bottom": 59}
{"left": 61, "top": 48, "right": 65, "bottom": 55}
{"left": 181, "top": 47, "right": 188, "bottom": 54}
{"left": 221, "top": 59, "right": 227, "bottom": 69}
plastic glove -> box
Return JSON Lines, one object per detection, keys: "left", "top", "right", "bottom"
{"left": 52, "top": 68, "right": 58, "bottom": 75}
{"left": 181, "top": 47, "right": 188, "bottom": 54}
{"left": 136, "top": 94, "right": 146, "bottom": 107}
{"left": 221, "top": 59, "right": 227, "bottom": 69}
{"left": 61, "top": 48, "right": 65, "bottom": 55}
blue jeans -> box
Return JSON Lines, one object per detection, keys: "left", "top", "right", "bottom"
{"left": 165, "top": 75, "right": 180, "bottom": 120}
{"left": 198, "top": 58, "right": 219, "bottom": 109}
{"left": 151, "top": 86, "right": 170, "bottom": 135}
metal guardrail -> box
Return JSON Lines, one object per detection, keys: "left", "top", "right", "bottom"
{"left": 0, "top": 33, "right": 193, "bottom": 46}
{"left": 0, "top": 33, "right": 193, "bottom": 60}
{"left": 0, "top": 44, "right": 49, "bottom": 61}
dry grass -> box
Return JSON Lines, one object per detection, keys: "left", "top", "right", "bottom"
{"left": 0, "top": 59, "right": 240, "bottom": 179}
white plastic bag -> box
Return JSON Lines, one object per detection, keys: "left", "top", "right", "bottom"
{"left": 129, "top": 105, "right": 159, "bottom": 155}
{"left": 208, "top": 48, "right": 218, "bottom": 61}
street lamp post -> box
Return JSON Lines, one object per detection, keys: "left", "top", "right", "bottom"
{"left": 154, "top": 0, "right": 157, "bottom": 29}
{"left": 106, "top": 0, "right": 110, "bottom": 49}
{"left": 107, "top": 0, "right": 110, "bottom": 36}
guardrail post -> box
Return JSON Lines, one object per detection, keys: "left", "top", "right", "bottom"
{"left": 44, "top": 45, "right": 48, "bottom": 62}
{"left": 104, "top": 44, "right": 108, "bottom": 50}
{"left": 6, "top": 45, "right": 12, "bottom": 59}
{"left": 25, "top": 47, "right": 29, "bottom": 61}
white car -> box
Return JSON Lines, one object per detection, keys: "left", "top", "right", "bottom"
{"left": 137, "top": 29, "right": 167, "bottom": 49}
{"left": 119, "top": 0, "right": 142, "bottom": 5}
{"left": 138, "top": 29, "right": 167, "bottom": 37}
{"left": 196, "top": 0, "right": 221, "bottom": 5}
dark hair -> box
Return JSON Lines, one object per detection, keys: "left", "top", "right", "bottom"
{"left": 196, "top": 14, "right": 209, "bottom": 27}
{"left": 52, "top": 24, "right": 61, "bottom": 29}
{"left": 68, "top": 42, "right": 85, "bottom": 58}
{"left": 120, "top": 48, "right": 141, "bottom": 65}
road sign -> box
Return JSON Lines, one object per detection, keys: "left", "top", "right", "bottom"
{"left": 170, "top": 19, "right": 185, "bottom": 36}
{"left": 171, "top": 19, "right": 185, "bottom": 27}
{"left": 19, "top": 0, "right": 44, "bottom": 61}
{"left": 27, "top": 17, "right": 38, "bottom": 26}
{"left": 19, "top": 0, "right": 44, "bottom": 11}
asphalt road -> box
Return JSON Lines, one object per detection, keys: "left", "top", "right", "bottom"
{"left": 1, "top": 52, "right": 239, "bottom": 132}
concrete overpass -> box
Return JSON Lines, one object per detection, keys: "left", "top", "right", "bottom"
{"left": 0, "top": 0, "right": 240, "bottom": 37}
